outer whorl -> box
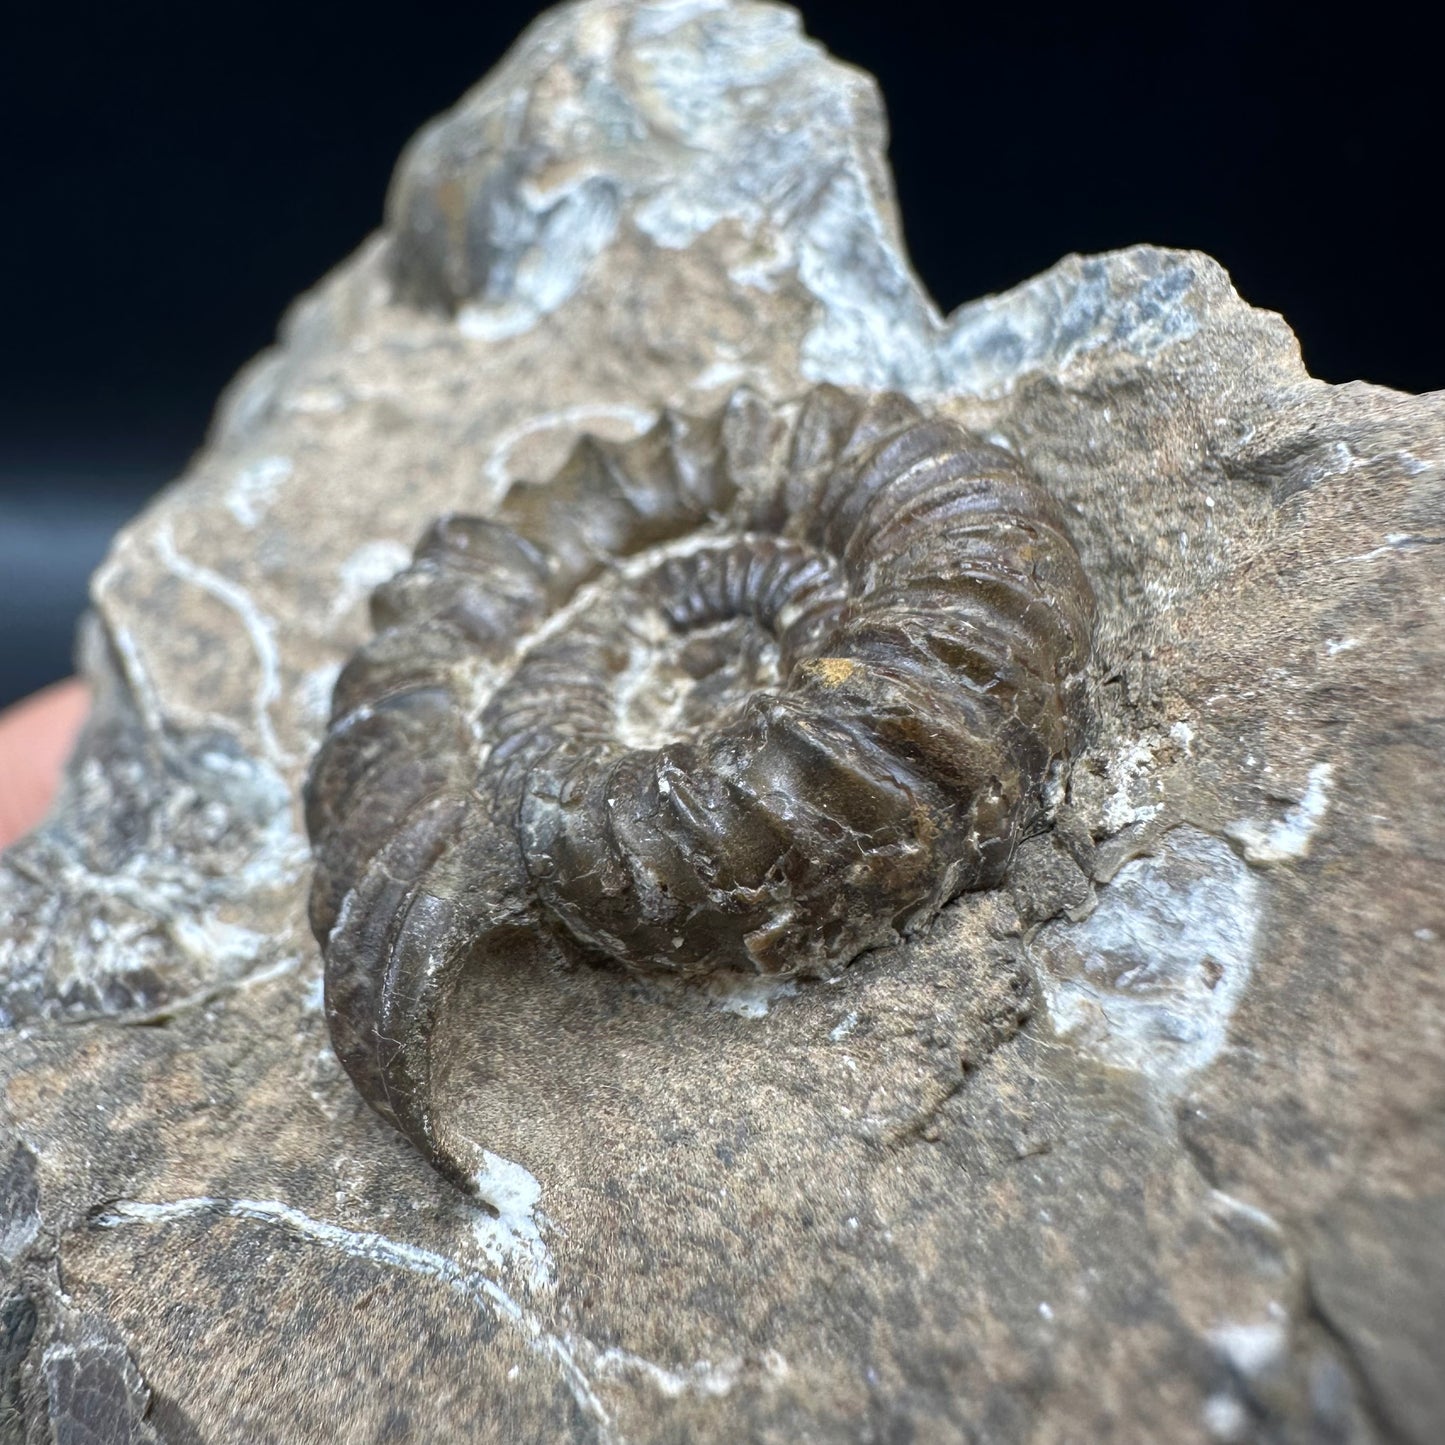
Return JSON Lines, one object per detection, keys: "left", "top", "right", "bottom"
{"left": 304, "top": 386, "right": 1096, "bottom": 1189}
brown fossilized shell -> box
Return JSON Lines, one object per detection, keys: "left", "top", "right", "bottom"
{"left": 304, "top": 385, "right": 1096, "bottom": 1189}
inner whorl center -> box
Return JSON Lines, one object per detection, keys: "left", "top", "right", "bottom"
{"left": 589, "top": 534, "right": 843, "bottom": 753}
{"left": 612, "top": 612, "right": 783, "bottom": 751}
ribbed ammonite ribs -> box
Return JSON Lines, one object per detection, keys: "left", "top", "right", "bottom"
{"left": 304, "top": 385, "right": 1096, "bottom": 1190}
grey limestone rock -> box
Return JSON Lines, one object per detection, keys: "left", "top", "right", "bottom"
{"left": 2, "top": 1, "right": 1442, "bottom": 1441}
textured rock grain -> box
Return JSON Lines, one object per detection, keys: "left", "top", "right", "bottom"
{"left": 3, "top": 2, "right": 1443, "bottom": 1442}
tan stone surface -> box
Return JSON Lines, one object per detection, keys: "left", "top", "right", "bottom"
{"left": 3, "top": 3, "right": 1442, "bottom": 1442}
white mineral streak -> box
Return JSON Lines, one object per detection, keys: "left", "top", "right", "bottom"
{"left": 690, "top": 358, "right": 749, "bottom": 391}
{"left": 295, "top": 660, "right": 344, "bottom": 724}
{"left": 1202, "top": 1392, "right": 1252, "bottom": 1442}
{"left": 1030, "top": 827, "right": 1261, "bottom": 1093}
{"left": 331, "top": 539, "right": 415, "bottom": 622}
{"left": 93, "top": 1193, "right": 769, "bottom": 1438}
{"left": 1098, "top": 733, "right": 1170, "bottom": 833}
{"left": 1209, "top": 1319, "right": 1289, "bottom": 1379}
{"left": 1208, "top": 1188, "right": 1284, "bottom": 1238}
{"left": 483, "top": 403, "right": 657, "bottom": 498}
{"left": 1226, "top": 762, "right": 1333, "bottom": 866}
{"left": 706, "top": 973, "right": 798, "bottom": 1019}
{"left": 455, "top": 176, "right": 622, "bottom": 342}
{"left": 98, "top": 612, "right": 165, "bottom": 738}
{"left": 153, "top": 523, "right": 295, "bottom": 769}
{"left": 471, "top": 1150, "right": 556, "bottom": 1290}
{"left": 301, "top": 971, "right": 326, "bottom": 1015}
{"left": 225, "top": 455, "right": 293, "bottom": 529}
{"left": 116, "top": 952, "right": 304, "bottom": 1026}
{"left": 1340, "top": 532, "right": 1441, "bottom": 565}
{"left": 588, "top": 1345, "right": 788, "bottom": 1400}
{"left": 0, "top": 1181, "right": 38, "bottom": 1264}
{"left": 164, "top": 916, "right": 273, "bottom": 976}
{"left": 92, "top": 1196, "right": 613, "bottom": 1433}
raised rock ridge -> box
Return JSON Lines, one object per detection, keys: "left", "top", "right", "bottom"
{"left": 3, "top": 2, "right": 1443, "bottom": 1442}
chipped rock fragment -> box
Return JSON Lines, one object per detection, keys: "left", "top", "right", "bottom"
{"left": 2, "top": 2, "right": 1442, "bottom": 1442}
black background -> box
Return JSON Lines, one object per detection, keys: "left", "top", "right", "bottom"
{"left": 1, "top": 0, "right": 1437, "bottom": 707}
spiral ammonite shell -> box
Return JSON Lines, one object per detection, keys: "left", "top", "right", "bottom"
{"left": 304, "top": 386, "right": 1096, "bottom": 1188}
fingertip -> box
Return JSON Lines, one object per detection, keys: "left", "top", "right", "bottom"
{"left": 0, "top": 678, "right": 92, "bottom": 850}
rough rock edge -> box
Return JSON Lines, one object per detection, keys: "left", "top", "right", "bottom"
{"left": 0, "top": 2, "right": 1441, "bottom": 1442}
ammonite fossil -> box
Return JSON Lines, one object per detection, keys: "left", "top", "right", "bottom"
{"left": 304, "top": 386, "right": 1096, "bottom": 1190}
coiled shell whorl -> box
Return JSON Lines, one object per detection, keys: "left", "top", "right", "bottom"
{"left": 304, "top": 386, "right": 1096, "bottom": 1189}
